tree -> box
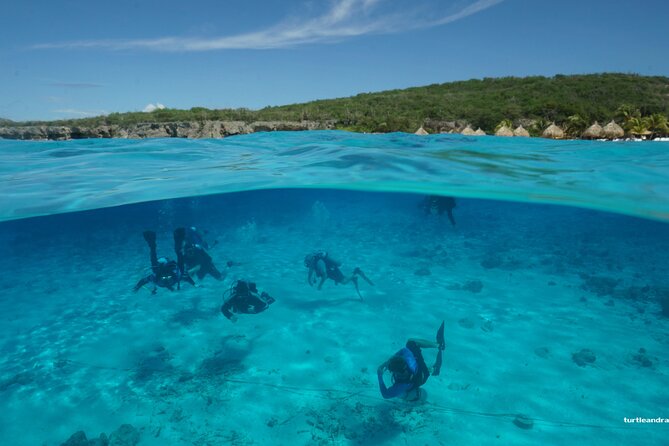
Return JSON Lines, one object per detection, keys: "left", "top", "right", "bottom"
{"left": 564, "top": 114, "right": 588, "bottom": 137}
{"left": 615, "top": 104, "right": 641, "bottom": 123}
{"left": 646, "top": 113, "right": 669, "bottom": 138}
{"left": 625, "top": 117, "right": 651, "bottom": 138}
{"left": 495, "top": 119, "right": 513, "bottom": 132}
{"left": 530, "top": 118, "right": 550, "bottom": 136}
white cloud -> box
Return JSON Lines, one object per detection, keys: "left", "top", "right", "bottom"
{"left": 143, "top": 103, "right": 166, "bottom": 112}
{"left": 33, "top": 0, "right": 503, "bottom": 52}
{"left": 53, "top": 108, "right": 107, "bottom": 117}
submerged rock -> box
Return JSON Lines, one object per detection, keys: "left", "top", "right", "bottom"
{"left": 572, "top": 349, "right": 596, "bottom": 367}
{"left": 457, "top": 317, "right": 476, "bottom": 329}
{"left": 631, "top": 348, "right": 654, "bottom": 368}
{"left": 108, "top": 424, "right": 140, "bottom": 446}
{"left": 534, "top": 347, "right": 550, "bottom": 359}
{"left": 60, "top": 431, "right": 108, "bottom": 446}
{"left": 579, "top": 273, "right": 619, "bottom": 297}
{"left": 462, "top": 280, "right": 483, "bottom": 293}
{"left": 480, "top": 256, "right": 503, "bottom": 269}
{"left": 61, "top": 431, "right": 88, "bottom": 446}
{"left": 0, "top": 371, "right": 34, "bottom": 391}
{"left": 513, "top": 414, "right": 534, "bottom": 430}
{"left": 480, "top": 319, "right": 494, "bottom": 332}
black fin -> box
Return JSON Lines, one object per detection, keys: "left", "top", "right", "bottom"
{"left": 143, "top": 230, "right": 156, "bottom": 246}
{"left": 433, "top": 350, "right": 443, "bottom": 376}
{"left": 436, "top": 320, "right": 445, "bottom": 348}
{"left": 433, "top": 320, "right": 445, "bottom": 375}
{"left": 173, "top": 227, "right": 185, "bottom": 245}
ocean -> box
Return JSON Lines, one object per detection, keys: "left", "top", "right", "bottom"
{"left": 0, "top": 131, "right": 667, "bottom": 445}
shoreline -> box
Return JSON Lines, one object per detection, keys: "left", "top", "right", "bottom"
{"left": 1, "top": 122, "right": 667, "bottom": 142}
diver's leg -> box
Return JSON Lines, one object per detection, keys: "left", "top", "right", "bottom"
{"left": 143, "top": 231, "right": 158, "bottom": 268}
{"left": 316, "top": 259, "right": 327, "bottom": 290}
{"left": 247, "top": 295, "right": 269, "bottom": 314}
{"left": 133, "top": 275, "right": 151, "bottom": 292}
{"left": 200, "top": 250, "right": 223, "bottom": 280}
{"left": 353, "top": 267, "right": 374, "bottom": 286}
{"left": 446, "top": 209, "right": 456, "bottom": 227}
{"left": 196, "top": 266, "right": 206, "bottom": 280}
{"left": 207, "top": 262, "right": 223, "bottom": 280}
{"left": 173, "top": 227, "right": 186, "bottom": 272}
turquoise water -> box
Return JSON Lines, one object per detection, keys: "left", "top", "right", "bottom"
{"left": 0, "top": 132, "right": 668, "bottom": 445}
{"left": 2, "top": 131, "right": 669, "bottom": 222}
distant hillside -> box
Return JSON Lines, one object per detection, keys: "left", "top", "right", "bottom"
{"left": 0, "top": 118, "right": 13, "bottom": 125}
{"left": 6, "top": 73, "right": 669, "bottom": 134}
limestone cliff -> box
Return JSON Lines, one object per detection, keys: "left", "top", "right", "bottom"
{"left": 0, "top": 120, "right": 333, "bottom": 141}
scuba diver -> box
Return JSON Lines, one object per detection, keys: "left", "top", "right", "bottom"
{"left": 220, "top": 279, "right": 276, "bottom": 323}
{"left": 377, "top": 321, "right": 445, "bottom": 401}
{"left": 303, "top": 250, "right": 374, "bottom": 301}
{"left": 422, "top": 195, "right": 457, "bottom": 226}
{"left": 133, "top": 228, "right": 195, "bottom": 294}
{"left": 183, "top": 226, "right": 224, "bottom": 281}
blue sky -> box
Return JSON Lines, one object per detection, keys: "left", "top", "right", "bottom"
{"left": 1, "top": 0, "right": 668, "bottom": 121}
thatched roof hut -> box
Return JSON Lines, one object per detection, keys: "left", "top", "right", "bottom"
{"left": 582, "top": 122, "right": 604, "bottom": 139}
{"left": 513, "top": 125, "right": 530, "bottom": 137}
{"left": 602, "top": 120, "right": 624, "bottom": 139}
{"left": 461, "top": 125, "right": 476, "bottom": 136}
{"left": 542, "top": 123, "right": 565, "bottom": 139}
{"left": 474, "top": 128, "right": 486, "bottom": 136}
{"left": 415, "top": 126, "right": 429, "bottom": 135}
{"left": 495, "top": 125, "right": 514, "bottom": 137}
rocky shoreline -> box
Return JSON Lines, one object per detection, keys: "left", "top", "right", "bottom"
{"left": 0, "top": 120, "right": 334, "bottom": 141}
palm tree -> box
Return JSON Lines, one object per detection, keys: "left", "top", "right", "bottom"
{"left": 529, "top": 118, "right": 550, "bottom": 136}
{"left": 615, "top": 104, "right": 641, "bottom": 124}
{"left": 646, "top": 113, "right": 669, "bottom": 138}
{"left": 564, "top": 114, "right": 588, "bottom": 138}
{"left": 625, "top": 117, "right": 651, "bottom": 138}
{"left": 495, "top": 119, "right": 513, "bottom": 132}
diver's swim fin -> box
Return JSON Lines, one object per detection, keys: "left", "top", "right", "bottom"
{"left": 143, "top": 230, "right": 156, "bottom": 247}
{"left": 173, "top": 227, "right": 185, "bottom": 247}
{"left": 354, "top": 268, "right": 374, "bottom": 286}
{"left": 433, "top": 320, "right": 445, "bottom": 376}
{"left": 433, "top": 350, "right": 443, "bottom": 376}
{"left": 436, "top": 320, "right": 445, "bottom": 349}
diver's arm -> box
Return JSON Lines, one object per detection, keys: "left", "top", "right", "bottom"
{"left": 407, "top": 338, "right": 440, "bottom": 349}
{"left": 377, "top": 365, "right": 412, "bottom": 399}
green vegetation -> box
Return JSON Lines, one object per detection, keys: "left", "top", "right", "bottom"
{"left": 6, "top": 73, "right": 669, "bottom": 135}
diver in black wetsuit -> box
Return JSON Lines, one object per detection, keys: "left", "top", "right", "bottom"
{"left": 423, "top": 195, "right": 457, "bottom": 226}
{"left": 303, "top": 251, "right": 374, "bottom": 301}
{"left": 220, "top": 280, "right": 276, "bottom": 323}
{"left": 183, "top": 226, "right": 223, "bottom": 281}
{"left": 133, "top": 228, "right": 195, "bottom": 294}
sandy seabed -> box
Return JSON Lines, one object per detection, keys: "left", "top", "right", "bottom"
{"left": 0, "top": 190, "right": 667, "bottom": 445}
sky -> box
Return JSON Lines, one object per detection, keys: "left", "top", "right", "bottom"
{"left": 1, "top": 0, "right": 668, "bottom": 122}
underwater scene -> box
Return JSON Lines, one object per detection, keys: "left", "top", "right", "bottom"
{"left": 1, "top": 132, "right": 668, "bottom": 445}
